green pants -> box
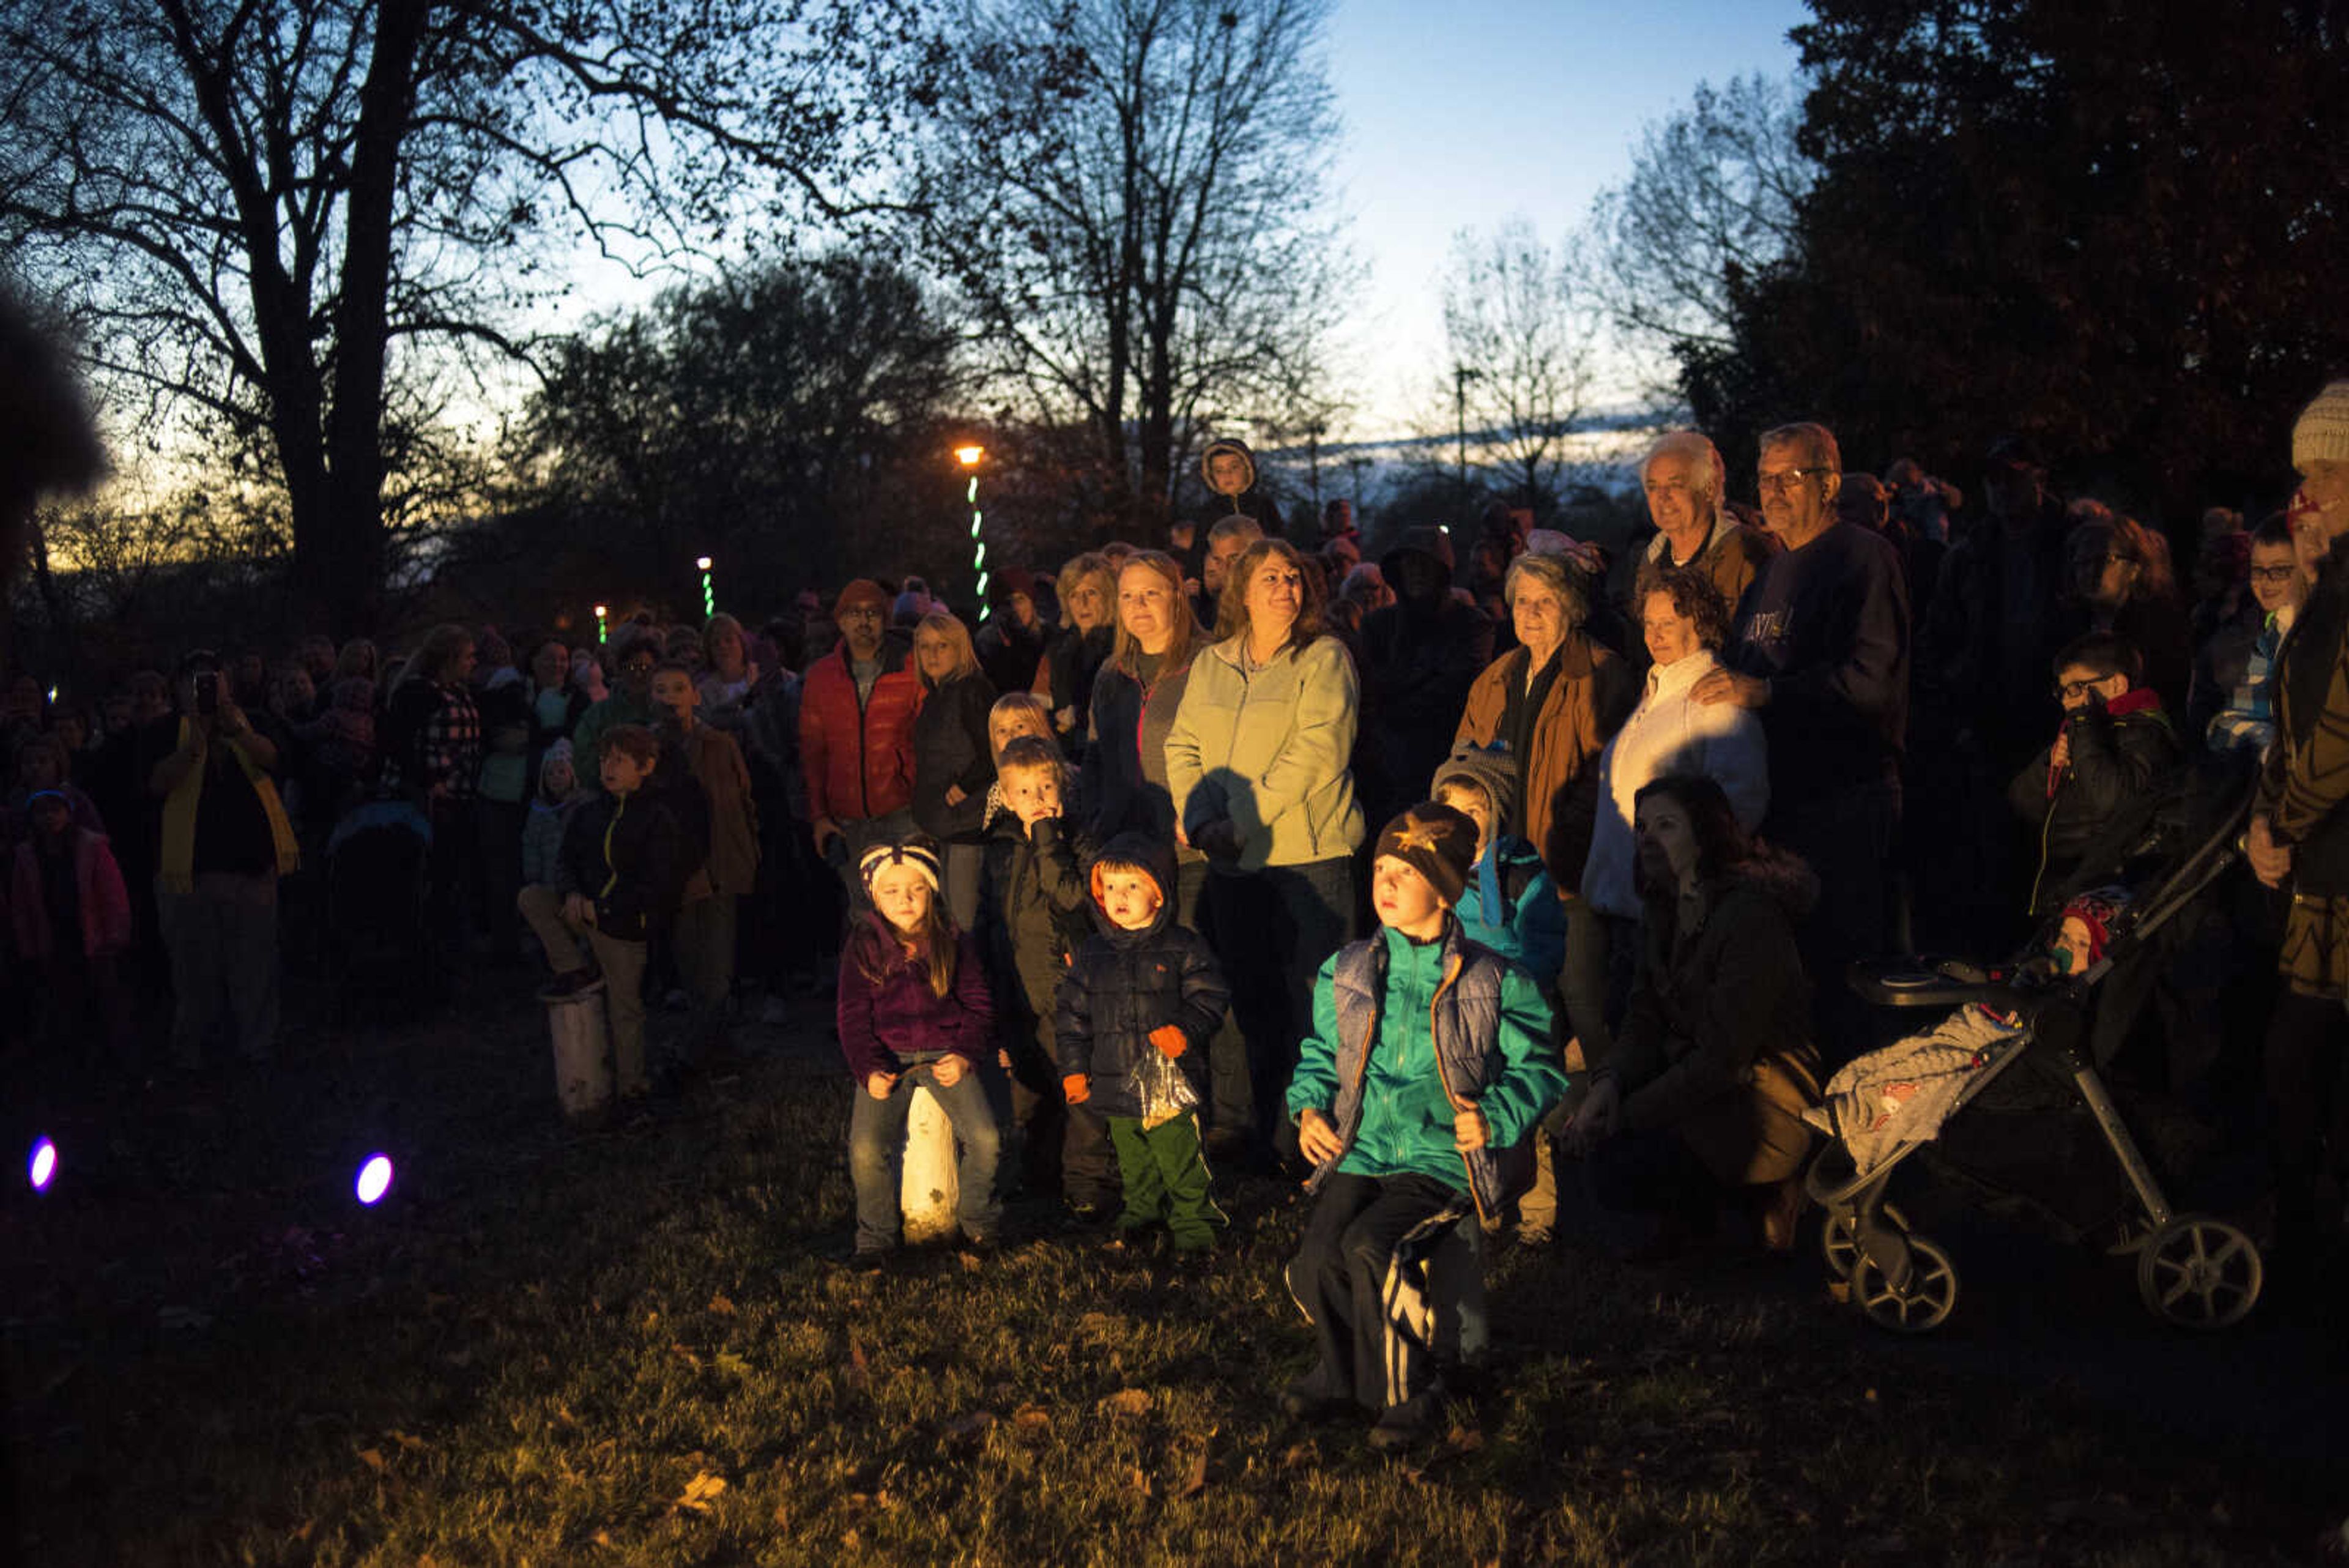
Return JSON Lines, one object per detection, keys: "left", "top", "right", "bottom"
{"left": 1107, "top": 1111, "right": 1225, "bottom": 1250}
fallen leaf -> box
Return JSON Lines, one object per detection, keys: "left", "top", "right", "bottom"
{"left": 1100, "top": 1388, "right": 1153, "bottom": 1418}
{"left": 1173, "top": 1451, "right": 1209, "bottom": 1499}
{"left": 1012, "top": 1404, "right": 1053, "bottom": 1439}
{"left": 713, "top": 1352, "right": 753, "bottom": 1378}
{"left": 675, "top": 1471, "right": 728, "bottom": 1512}
{"left": 842, "top": 1529, "right": 861, "bottom": 1549}
{"left": 357, "top": 1447, "right": 386, "bottom": 1473}
{"left": 593, "top": 1528, "right": 614, "bottom": 1547}
{"left": 707, "top": 1294, "right": 738, "bottom": 1317}
{"left": 941, "top": 1410, "right": 995, "bottom": 1444}
{"left": 389, "top": 1430, "right": 427, "bottom": 1452}
{"left": 1129, "top": 1467, "right": 1152, "bottom": 1495}
{"left": 1445, "top": 1426, "right": 1486, "bottom": 1454}
{"left": 291, "top": 1520, "right": 314, "bottom": 1543}
{"left": 1280, "top": 1443, "right": 1316, "bottom": 1468}
{"left": 672, "top": 1343, "right": 703, "bottom": 1370}
{"left": 846, "top": 1337, "right": 870, "bottom": 1391}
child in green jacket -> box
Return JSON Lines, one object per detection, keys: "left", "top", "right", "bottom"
{"left": 1282, "top": 802, "right": 1564, "bottom": 1451}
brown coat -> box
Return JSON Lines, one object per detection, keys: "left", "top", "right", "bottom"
{"left": 1633, "top": 519, "right": 1777, "bottom": 613}
{"left": 678, "top": 723, "right": 759, "bottom": 897}
{"left": 1598, "top": 851, "right": 1822, "bottom": 1185}
{"left": 1453, "top": 636, "right": 1635, "bottom": 886}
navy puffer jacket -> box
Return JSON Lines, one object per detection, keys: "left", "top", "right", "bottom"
{"left": 1053, "top": 833, "right": 1230, "bottom": 1120}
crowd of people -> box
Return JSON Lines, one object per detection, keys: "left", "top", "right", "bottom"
{"left": 11, "top": 392, "right": 2349, "bottom": 1449}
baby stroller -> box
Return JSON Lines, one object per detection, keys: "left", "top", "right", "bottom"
{"left": 323, "top": 798, "right": 434, "bottom": 1018}
{"left": 1806, "top": 771, "right": 2263, "bottom": 1334}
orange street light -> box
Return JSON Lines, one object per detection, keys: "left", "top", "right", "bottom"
{"left": 954, "top": 444, "right": 985, "bottom": 467}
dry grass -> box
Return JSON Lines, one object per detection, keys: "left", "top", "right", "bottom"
{"left": 2, "top": 985, "right": 2330, "bottom": 1566}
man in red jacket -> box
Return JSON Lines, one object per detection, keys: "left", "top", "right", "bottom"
{"left": 800, "top": 579, "right": 926, "bottom": 908}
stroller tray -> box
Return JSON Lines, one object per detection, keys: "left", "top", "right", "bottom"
{"left": 1849, "top": 957, "right": 2022, "bottom": 1009}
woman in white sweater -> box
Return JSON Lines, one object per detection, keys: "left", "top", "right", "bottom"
{"left": 1582, "top": 567, "right": 1770, "bottom": 921}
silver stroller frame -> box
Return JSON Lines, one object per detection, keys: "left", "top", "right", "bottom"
{"left": 1809, "top": 795, "right": 2265, "bottom": 1332}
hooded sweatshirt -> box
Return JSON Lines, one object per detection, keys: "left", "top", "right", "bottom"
{"left": 1198, "top": 437, "right": 1282, "bottom": 533}
{"left": 1053, "top": 833, "right": 1231, "bottom": 1121}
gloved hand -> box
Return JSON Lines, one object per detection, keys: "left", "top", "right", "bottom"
{"left": 1062, "top": 1072, "right": 1091, "bottom": 1104}
{"left": 1149, "top": 1025, "right": 1187, "bottom": 1060}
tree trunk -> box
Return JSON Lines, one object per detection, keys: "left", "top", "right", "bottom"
{"left": 313, "top": 0, "right": 429, "bottom": 630}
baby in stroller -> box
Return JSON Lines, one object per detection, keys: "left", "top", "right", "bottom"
{"left": 1805, "top": 780, "right": 2265, "bottom": 1334}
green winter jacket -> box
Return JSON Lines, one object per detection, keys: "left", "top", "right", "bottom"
{"left": 1287, "top": 921, "right": 1560, "bottom": 1211}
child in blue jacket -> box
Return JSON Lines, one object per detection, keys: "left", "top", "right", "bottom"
{"left": 1430, "top": 745, "right": 1565, "bottom": 984}
{"left": 1282, "top": 801, "right": 1564, "bottom": 1451}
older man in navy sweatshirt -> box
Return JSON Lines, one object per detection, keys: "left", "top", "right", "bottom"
{"left": 1695, "top": 421, "right": 1910, "bottom": 1056}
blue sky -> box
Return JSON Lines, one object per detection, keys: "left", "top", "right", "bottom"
{"left": 1324, "top": 0, "right": 1809, "bottom": 430}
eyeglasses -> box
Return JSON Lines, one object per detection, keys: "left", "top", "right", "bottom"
{"left": 1756, "top": 468, "right": 1827, "bottom": 494}
{"left": 620, "top": 660, "right": 656, "bottom": 675}
{"left": 2249, "top": 565, "right": 2300, "bottom": 585}
{"left": 2054, "top": 678, "right": 2104, "bottom": 702}
{"left": 836, "top": 607, "right": 882, "bottom": 623}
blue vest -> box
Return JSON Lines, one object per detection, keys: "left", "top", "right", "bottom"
{"left": 1312, "top": 917, "right": 1533, "bottom": 1222}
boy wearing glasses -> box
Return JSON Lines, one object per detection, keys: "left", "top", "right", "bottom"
{"left": 2192, "top": 518, "right": 2307, "bottom": 757}
{"left": 2006, "top": 630, "right": 2181, "bottom": 918}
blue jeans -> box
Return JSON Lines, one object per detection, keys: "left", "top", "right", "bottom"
{"left": 847, "top": 1060, "right": 1003, "bottom": 1253}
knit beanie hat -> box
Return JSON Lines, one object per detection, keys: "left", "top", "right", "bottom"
{"left": 859, "top": 836, "right": 943, "bottom": 896}
{"left": 2054, "top": 885, "right": 2130, "bottom": 968}
{"left": 833, "top": 579, "right": 889, "bottom": 619}
{"left": 538, "top": 737, "right": 576, "bottom": 794}
{"left": 1373, "top": 801, "right": 1479, "bottom": 907}
{"left": 2293, "top": 381, "right": 2349, "bottom": 470}
{"left": 1430, "top": 742, "right": 1521, "bottom": 837}
{"left": 991, "top": 566, "right": 1037, "bottom": 606}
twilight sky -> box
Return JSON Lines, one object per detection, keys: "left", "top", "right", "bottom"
{"left": 1323, "top": 0, "right": 1809, "bottom": 433}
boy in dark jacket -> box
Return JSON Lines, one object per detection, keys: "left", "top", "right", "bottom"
{"left": 1283, "top": 802, "right": 1562, "bottom": 1450}
{"left": 978, "top": 735, "right": 1108, "bottom": 1212}
{"left": 524, "top": 724, "right": 688, "bottom": 1100}
{"left": 1056, "top": 833, "right": 1231, "bottom": 1253}
{"left": 2007, "top": 631, "right": 2182, "bottom": 918}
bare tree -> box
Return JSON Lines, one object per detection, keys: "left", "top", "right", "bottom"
{"left": 1434, "top": 218, "right": 1597, "bottom": 513}
{"left": 919, "top": 0, "right": 1348, "bottom": 533}
{"left": 0, "top": 0, "right": 933, "bottom": 628}
{"left": 1584, "top": 74, "right": 1814, "bottom": 374}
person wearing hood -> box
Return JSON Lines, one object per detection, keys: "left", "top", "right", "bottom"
{"left": 1200, "top": 436, "right": 1282, "bottom": 534}
{"left": 1282, "top": 802, "right": 1562, "bottom": 1451}
{"left": 2006, "top": 630, "right": 2180, "bottom": 920}
{"left": 1357, "top": 525, "right": 1495, "bottom": 829}
{"left": 1055, "top": 833, "right": 1232, "bottom": 1254}
{"left": 1564, "top": 774, "right": 1823, "bottom": 1256}
{"left": 1428, "top": 745, "right": 1564, "bottom": 982}
{"left": 799, "top": 579, "right": 925, "bottom": 910}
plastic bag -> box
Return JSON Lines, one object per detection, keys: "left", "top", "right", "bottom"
{"left": 1135, "top": 1049, "right": 1199, "bottom": 1131}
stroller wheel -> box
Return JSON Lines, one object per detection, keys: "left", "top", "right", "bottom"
{"left": 2136, "top": 1217, "right": 2262, "bottom": 1331}
{"left": 1850, "top": 1233, "right": 1958, "bottom": 1333}
{"left": 1820, "top": 1204, "right": 1908, "bottom": 1282}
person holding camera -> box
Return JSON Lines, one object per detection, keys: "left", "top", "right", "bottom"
{"left": 144, "top": 648, "right": 300, "bottom": 1069}
{"left": 2005, "top": 630, "right": 2181, "bottom": 921}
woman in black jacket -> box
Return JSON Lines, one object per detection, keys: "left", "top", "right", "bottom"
{"left": 911, "top": 612, "right": 999, "bottom": 930}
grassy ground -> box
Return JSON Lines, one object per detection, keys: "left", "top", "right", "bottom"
{"left": 4, "top": 980, "right": 2339, "bottom": 1566}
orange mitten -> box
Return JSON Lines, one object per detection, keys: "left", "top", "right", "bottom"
{"left": 1062, "top": 1073, "right": 1091, "bottom": 1104}
{"left": 1149, "top": 1025, "right": 1187, "bottom": 1060}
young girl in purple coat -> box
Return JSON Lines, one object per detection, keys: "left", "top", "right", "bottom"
{"left": 838, "top": 836, "right": 1003, "bottom": 1268}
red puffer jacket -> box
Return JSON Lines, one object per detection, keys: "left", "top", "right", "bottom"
{"left": 798, "top": 640, "right": 925, "bottom": 823}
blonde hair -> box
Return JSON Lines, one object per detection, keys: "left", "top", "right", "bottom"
{"left": 1109, "top": 549, "right": 1201, "bottom": 673}
{"left": 912, "top": 612, "right": 981, "bottom": 685}
{"left": 1055, "top": 552, "right": 1118, "bottom": 631}
{"left": 988, "top": 691, "right": 1055, "bottom": 751}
